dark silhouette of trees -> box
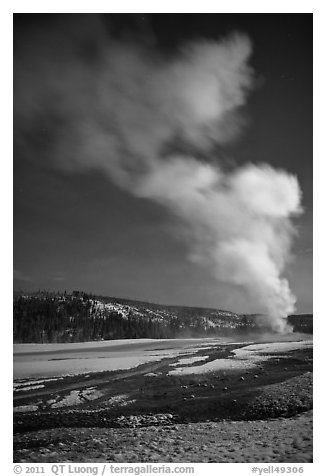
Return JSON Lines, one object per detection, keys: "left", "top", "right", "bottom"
{"left": 13, "top": 291, "right": 312, "bottom": 343}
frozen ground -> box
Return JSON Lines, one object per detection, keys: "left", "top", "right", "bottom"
{"left": 13, "top": 335, "right": 313, "bottom": 463}
{"left": 13, "top": 335, "right": 312, "bottom": 382}
{"left": 13, "top": 338, "right": 216, "bottom": 354}
{"left": 168, "top": 340, "right": 313, "bottom": 375}
{"left": 14, "top": 354, "right": 173, "bottom": 379}
{"left": 13, "top": 338, "right": 218, "bottom": 379}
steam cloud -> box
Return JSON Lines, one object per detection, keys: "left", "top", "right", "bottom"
{"left": 14, "top": 16, "right": 302, "bottom": 331}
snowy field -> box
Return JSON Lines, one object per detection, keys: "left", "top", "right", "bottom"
{"left": 14, "top": 338, "right": 180, "bottom": 354}
{"left": 168, "top": 340, "right": 313, "bottom": 375}
{"left": 14, "top": 336, "right": 312, "bottom": 381}
{"left": 13, "top": 338, "right": 219, "bottom": 379}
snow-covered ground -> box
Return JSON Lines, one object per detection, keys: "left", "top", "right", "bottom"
{"left": 14, "top": 384, "right": 45, "bottom": 392}
{"left": 168, "top": 340, "right": 313, "bottom": 376}
{"left": 13, "top": 337, "right": 312, "bottom": 380}
{"left": 13, "top": 337, "right": 216, "bottom": 354}
{"left": 168, "top": 357, "right": 255, "bottom": 375}
{"left": 13, "top": 338, "right": 218, "bottom": 379}
{"left": 14, "top": 354, "right": 173, "bottom": 379}
{"left": 50, "top": 387, "right": 104, "bottom": 408}
{"left": 14, "top": 338, "right": 172, "bottom": 354}
{"left": 13, "top": 404, "right": 39, "bottom": 413}
{"left": 234, "top": 340, "right": 313, "bottom": 355}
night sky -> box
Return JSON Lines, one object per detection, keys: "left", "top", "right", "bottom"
{"left": 13, "top": 14, "right": 312, "bottom": 314}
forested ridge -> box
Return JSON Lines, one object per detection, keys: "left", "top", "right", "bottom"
{"left": 13, "top": 290, "right": 313, "bottom": 343}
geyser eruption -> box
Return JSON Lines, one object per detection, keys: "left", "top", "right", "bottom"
{"left": 136, "top": 160, "right": 301, "bottom": 332}
{"left": 14, "top": 16, "right": 303, "bottom": 331}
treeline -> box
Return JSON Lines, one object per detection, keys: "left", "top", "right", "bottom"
{"left": 287, "top": 314, "right": 313, "bottom": 334}
{"left": 13, "top": 291, "right": 313, "bottom": 343}
{"left": 13, "top": 291, "right": 249, "bottom": 343}
{"left": 13, "top": 294, "right": 171, "bottom": 343}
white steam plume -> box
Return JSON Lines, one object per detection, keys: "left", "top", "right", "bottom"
{"left": 14, "top": 16, "right": 302, "bottom": 331}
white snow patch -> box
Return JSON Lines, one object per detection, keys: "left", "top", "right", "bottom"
{"left": 14, "top": 404, "right": 38, "bottom": 413}
{"left": 51, "top": 390, "right": 82, "bottom": 408}
{"left": 233, "top": 340, "right": 313, "bottom": 357}
{"left": 105, "top": 394, "right": 134, "bottom": 407}
{"left": 14, "top": 377, "right": 64, "bottom": 392}
{"left": 46, "top": 398, "right": 58, "bottom": 406}
{"left": 169, "top": 355, "right": 208, "bottom": 367}
{"left": 14, "top": 377, "right": 63, "bottom": 387}
{"left": 14, "top": 384, "right": 45, "bottom": 392}
{"left": 168, "top": 358, "right": 254, "bottom": 375}
{"left": 51, "top": 387, "right": 104, "bottom": 408}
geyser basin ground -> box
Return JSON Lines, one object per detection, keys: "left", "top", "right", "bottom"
{"left": 14, "top": 338, "right": 221, "bottom": 379}
{"left": 13, "top": 335, "right": 312, "bottom": 463}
